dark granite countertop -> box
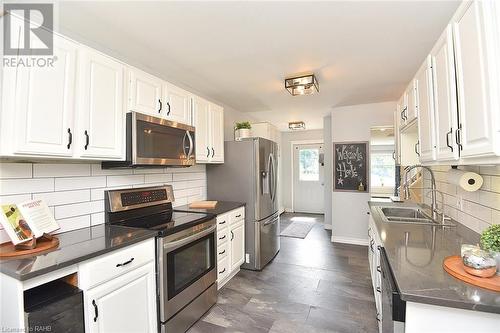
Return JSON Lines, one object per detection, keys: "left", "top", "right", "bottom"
{"left": 368, "top": 199, "right": 500, "bottom": 314}
{"left": 175, "top": 201, "right": 245, "bottom": 216}
{"left": 0, "top": 225, "right": 157, "bottom": 281}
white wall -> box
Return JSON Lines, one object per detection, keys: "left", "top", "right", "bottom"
{"left": 280, "top": 129, "right": 324, "bottom": 211}
{"left": 331, "top": 101, "right": 395, "bottom": 244}
{"left": 0, "top": 163, "right": 207, "bottom": 243}
{"left": 323, "top": 115, "right": 332, "bottom": 228}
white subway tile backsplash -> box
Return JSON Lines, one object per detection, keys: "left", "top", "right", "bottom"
{"left": 490, "top": 176, "right": 500, "bottom": 193}
{"left": 0, "top": 163, "right": 32, "bottom": 179}
{"left": 479, "top": 166, "right": 500, "bottom": 176}
{"left": 106, "top": 174, "right": 144, "bottom": 187}
{"left": 0, "top": 178, "right": 54, "bottom": 195}
{"left": 34, "top": 190, "right": 90, "bottom": 206}
{"left": 55, "top": 176, "right": 106, "bottom": 191}
{"left": 478, "top": 191, "right": 500, "bottom": 210}
{"left": 144, "top": 173, "right": 172, "bottom": 184}
{"left": 0, "top": 162, "right": 207, "bottom": 235}
{"left": 33, "top": 163, "right": 91, "bottom": 177}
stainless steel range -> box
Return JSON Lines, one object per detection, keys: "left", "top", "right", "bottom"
{"left": 105, "top": 185, "right": 217, "bottom": 333}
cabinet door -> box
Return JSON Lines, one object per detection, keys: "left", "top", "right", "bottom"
{"left": 415, "top": 57, "right": 436, "bottom": 162}
{"left": 85, "top": 263, "right": 157, "bottom": 333}
{"left": 128, "top": 68, "right": 163, "bottom": 116}
{"left": 14, "top": 35, "right": 77, "bottom": 156}
{"left": 230, "top": 221, "right": 245, "bottom": 271}
{"left": 431, "top": 25, "right": 460, "bottom": 162}
{"left": 192, "top": 97, "right": 210, "bottom": 162}
{"left": 164, "top": 83, "right": 192, "bottom": 125}
{"left": 398, "top": 93, "right": 407, "bottom": 127}
{"left": 406, "top": 81, "right": 417, "bottom": 122}
{"left": 78, "top": 48, "right": 125, "bottom": 159}
{"left": 209, "top": 104, "right": 224, "bottom": 163}
{"left": 453, "top": 1, "right": 499, "bottom": 158}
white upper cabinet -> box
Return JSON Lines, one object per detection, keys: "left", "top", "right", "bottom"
{"left": 431, "top": 25, "right": 460, "bottom": 162}
{"left": 415, "top": 56, "right": 436, "bottom": 162}
{"left": 209, "top": 103, "right": 224, "bottom": 163}
{"left": 406, "top": 81, "right": 418, "bottom": 123}
{"left": 12, "top": 34, "right": 78, "bottom": 157}
{"left": 128, "top": 68, "right": 163, "bottom": 116}
{"left": 453, "top": 0, "right": 500, "bottom": 159}
{"left": 77, "top": 48, "right": 125, "bottom": 160}
{"left": 193, "top": 97, "right": 224, "bottom": 163}
{"left": 163, "top": 83, "right": 192, "bottom": 124}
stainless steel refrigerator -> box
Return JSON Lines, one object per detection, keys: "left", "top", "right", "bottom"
{"left": 207, "top": 137, "right": 279, "bottom": 270}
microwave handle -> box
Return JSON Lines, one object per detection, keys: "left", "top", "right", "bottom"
{"left": 187, "top": 131, "right": 194, "bottom": 159}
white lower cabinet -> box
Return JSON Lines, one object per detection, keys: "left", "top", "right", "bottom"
{"left": 84, "top": 262, "right": 157, "bottom": 333}
{"left": 80, "top": 239, "right": 157, "bottom": 333}
{"left": 216, "top": 207, "right": 245, "bottom": 289}
{"left": 368, "top": 215, "right": 383, "bottom": 333}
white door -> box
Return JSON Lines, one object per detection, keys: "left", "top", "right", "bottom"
{"left": 209, "top": 104, "right": 224, "bottom": 163}
{"left": 78, "top": 48, "right": 125, "bottom": 159}
{"left": 293, "top": 143, "right": 324, "bottom": 213}
{"left": 193, "top": 97, "right": 210, "bottom": 162}
{"left": 164, "top": 83, "right": 192, "bottom": 125}
{"left": 230, "top": 221, "right": 245, "bottom": 271}
{"left": 13, "top": 35, "right": 78, "bottom": 156}
{"left": 453, "top": 1, "right": 498, "bottom": 158}
{"left": 128, "top": 68, "right": 163, "bottom": 116}
{"left": 415, "top": 57, "right": 436, "bottom": 162}
{"left": 85, "top": 263, "right": 157, "bottom": 333}
{"left": 431, "top": 25, "right": 460, "bottom": 162}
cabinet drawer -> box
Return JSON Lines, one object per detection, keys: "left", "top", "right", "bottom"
{"left": 229, "top": 207, "right": 245, "bottom": 224}
{"left": 216, "top": 213, "right": 229, "bottom": 228}
{"left": 217, "top": 241, "right": 228, "bottom": 260}
{"left": 217, "top": 256, "right": 229, "bottom": 282}
{"left": 79, "top": 239, "right": 155, "bottom": 289}
{"left": 217, "top": 227, "right": 228, "bottom": 245}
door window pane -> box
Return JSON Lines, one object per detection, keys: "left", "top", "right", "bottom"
{"left": 299, "top": 148, "right": 319, "bottom": 181}
{"left": 370, "top": 152, "right": 395, "bottom": 187}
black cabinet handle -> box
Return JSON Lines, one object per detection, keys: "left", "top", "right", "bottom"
{"left": 211, "top": 147, "right": 215, "bottom": 157}
{"left": 219, "top": 268, "right": 226, "bottom": 274}
{"left": 206, "top": 147, "right": 210, "bottom": 158}
{"left": 218, "top": 249, "right": 226, "bottom": 255}
{"left": 415, "top": 140, "right": 420, "bottom": 157}
{"left": 116, "top": 257, "right": 134, "bottom": 267}
{"left": 455, "top": 124, "right": 463, "bottom": 151}
{"left": 446, "top": 128, "right": 454, "bottom": 152}
{"left": 67, "top": 128, "right": 72, "bottom": 149}
{"left": 231, "top": 230, "right": 234, "bottom": 241}
{"left": 166, "top": 102, "right": 171, "bottom": 115}
{"left": 84, "top": 130, "right": 89, "bottom": 150}
{"left": 219, "top": 221, "right": 226, "bottom": 225}
{"left": 158, "top": 99, "right": 162, "bottom": 113}
{"left": 377, "top": 266, "right": 381, "bottom": 273}
{"left": 366, "top": 211, "right": 370, "bottom": 215}
{"left": 219, "top": 235, "right": 226, "bottom": 240}
{"left": 376, "top": 286, "right": 381, "bottom": 293}
{"left": 235, "top": 214, "right": 242, "bottom": 218}
{"left": 376, "top": 313, "right": 380, "bottom": 322}
{"left": 92, "top": 300, "right": 98, "bottom": 322}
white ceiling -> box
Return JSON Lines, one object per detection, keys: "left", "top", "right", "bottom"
{"left": 57, "top": 1, "right": 460, "bottom": 131}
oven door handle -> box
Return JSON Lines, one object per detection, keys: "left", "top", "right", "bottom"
{"left": 163, "top": 224, "right": 216, "bottom": 251}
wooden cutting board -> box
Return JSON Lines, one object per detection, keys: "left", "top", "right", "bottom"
{"left": 443, "top": 255, "right": 500, "bottom": 292}
{"left": 189, "top": 201, "right": 218, "bottom": 209}
{"left": 0, "top": 237, "right": 59, "bottom": 259}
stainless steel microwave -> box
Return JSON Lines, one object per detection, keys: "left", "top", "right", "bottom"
{"left": 103, "top": 112, "right": 195, "bottom": 168}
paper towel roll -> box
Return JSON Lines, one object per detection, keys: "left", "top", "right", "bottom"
{"left": 447, "top": 169, "right": 483, "bottom": 192}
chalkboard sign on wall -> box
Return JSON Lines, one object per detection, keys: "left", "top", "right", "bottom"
{"left": 333, "top": 142, "right": 369, "bottom": 192}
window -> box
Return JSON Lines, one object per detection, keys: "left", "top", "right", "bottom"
{"left": 299, "top": 148, "right": 319, "bottom": 181}
{"left": 370, "top": 152, "right": 395, "bottom": 187}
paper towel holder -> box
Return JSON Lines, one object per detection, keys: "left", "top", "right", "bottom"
{"left": 451, "top": 165, "right": 477, "bottom": 186}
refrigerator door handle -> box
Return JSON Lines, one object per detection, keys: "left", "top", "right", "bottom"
{"left": 268, "top": 153, "right": 274, "bottom": 201}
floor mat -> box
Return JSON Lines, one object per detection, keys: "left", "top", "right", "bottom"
{"left": 280, "top": 220, "right": 316, "bottom": 239}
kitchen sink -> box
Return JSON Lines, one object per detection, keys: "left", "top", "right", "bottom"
{"left": 376, "top": 206, "right": 455, "bottom": 226}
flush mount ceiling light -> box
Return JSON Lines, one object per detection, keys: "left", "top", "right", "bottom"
{"left": 289, "top": 121, "right": 306, "bottom": 130}
{"left": 285, "top": 73, "right": 319, "bottom": 96}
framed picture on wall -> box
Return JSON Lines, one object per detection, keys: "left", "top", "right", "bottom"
{"left": 333, "top": 141, "right": 369, "bottom": 192}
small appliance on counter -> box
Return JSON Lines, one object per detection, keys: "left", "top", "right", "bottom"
{"left": 104, "top": 185, "right": 216, "bottom": 333}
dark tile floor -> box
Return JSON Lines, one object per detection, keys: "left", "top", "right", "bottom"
{"left": 188, "top": 213, "right": 378, "bottom": 333}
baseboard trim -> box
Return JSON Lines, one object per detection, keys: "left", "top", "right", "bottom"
{"left": 331, "top": 236, "right": 368, "bottom": 246}
{"left": 323, "top": 223, "right": 332, "bottom": 230}
{"left": 284, "top": 207, "right": 294, "bottom": 213}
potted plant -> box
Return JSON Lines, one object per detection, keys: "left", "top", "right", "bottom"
{"left": 480, "top": 224, "right": 500, "bottom": 275}
{"left": 235, "top": 121, "right": 252, "bottom": 140}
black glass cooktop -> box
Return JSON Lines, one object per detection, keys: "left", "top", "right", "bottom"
{"left": 113, "top": 210, "right": 214, "bottom": 236}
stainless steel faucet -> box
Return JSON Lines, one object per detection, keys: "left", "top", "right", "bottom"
{"left": 403, "top": 164, "right": 438, "bottom": 220}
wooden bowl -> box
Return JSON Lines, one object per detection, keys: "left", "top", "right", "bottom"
{"left": 463, "top": 265, "right": 497, "bottom": 278}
